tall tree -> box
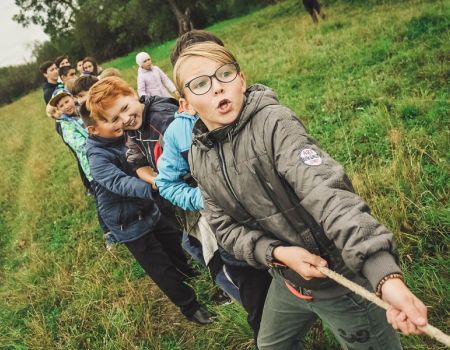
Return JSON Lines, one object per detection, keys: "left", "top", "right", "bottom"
{"left": 13, "top": 0, "right": 81, "bottom": 39}
{"left": 166, "top": 0, "right": 194, "bottom": 35}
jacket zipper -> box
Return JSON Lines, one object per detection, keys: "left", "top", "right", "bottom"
{"left": 138, "top": 129, "right": 155, "bottom": 169}
{"left": 217, "top": 143, "right": 240, "bottom": 202}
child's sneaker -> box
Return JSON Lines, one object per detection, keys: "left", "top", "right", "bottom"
{"left": 104, "top": 232, "right": 115, "bottom": 251}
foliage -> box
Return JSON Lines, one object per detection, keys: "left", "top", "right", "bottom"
{"left": 1, "top": 0, "right": 449, "bottom": 349}
{"left": 1, "top": 0, "right": 275, "bottom": 106}
{"left": 0, "top": 63, "right": 42, "bottom": 105}
{"left": 13, "top": 0, "right": 79, "bottom": 38}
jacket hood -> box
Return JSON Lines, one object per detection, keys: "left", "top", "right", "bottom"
{"left": 175, "top": 111, "right": 198, "bottom": 121}
{"left": 86, "top": 134, "right": 125, "bottom": 152}
{"left": 139, "top": 95, "right": 179, "bottom": 126}
{"left": 192, "top": 84, "right": 279, "bottom": 150}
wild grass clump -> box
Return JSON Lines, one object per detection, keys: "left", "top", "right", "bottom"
{"left": 0, "top": 0, "right": 448, "bottom": 349}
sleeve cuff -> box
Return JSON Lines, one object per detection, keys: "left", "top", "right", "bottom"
{"left": 253, "top": 237, "right": 284, "bottom": 267}
{"left": 132, "top": 160, "right": 150, "bottom": 172}
{"left": 361, "top": 251, "right": 402, "bottom": 291}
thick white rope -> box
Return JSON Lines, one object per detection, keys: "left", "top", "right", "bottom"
{"left": 316, "top": 266, "right": 450, "bottom": 348}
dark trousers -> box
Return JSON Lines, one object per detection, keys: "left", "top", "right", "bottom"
{"left": 226, "top": 264, "right": 272, "bottom": 340}
{"left": 302, "top": 0, "right": 323, "bottom": 23}
{"left": 124, "top": 214, "right": 200, "bottom": 317}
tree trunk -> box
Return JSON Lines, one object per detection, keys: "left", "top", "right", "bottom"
{"left": 166, "top": 0, "right": 194, "bottom": 35}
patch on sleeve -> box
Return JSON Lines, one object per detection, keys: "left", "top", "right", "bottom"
{"left": 299, "top": 148, "right": 322, "bottom": 166}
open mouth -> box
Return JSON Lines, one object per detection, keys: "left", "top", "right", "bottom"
{"left": 217, "top": 99, "right": 231, "bottom": 113}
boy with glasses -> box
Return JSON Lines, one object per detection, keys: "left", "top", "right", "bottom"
{"left": 154, "top": 30, "right": 272, "bottom": 345}
{"left": 173, "top": 41, "right": 428, "bottom": 349}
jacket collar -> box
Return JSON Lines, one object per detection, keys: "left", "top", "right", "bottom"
{"left": 192, "top": 84, "right": 279, "bottom": 150}
{"left": 88, "top": 134, "right": 125, "bottom": 148}
{"left": 139, "top": 95, "right": 179, "bottom": 127}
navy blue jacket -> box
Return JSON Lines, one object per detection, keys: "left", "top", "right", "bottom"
{"left": 86, "top": 134, "right": 160, "bottom": 243}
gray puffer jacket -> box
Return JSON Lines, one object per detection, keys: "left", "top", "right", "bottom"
{"left": 189, "top": 84, "right": 401, "bottom": 296}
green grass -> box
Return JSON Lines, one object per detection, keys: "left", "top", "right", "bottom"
{"left": 0, "top": 0, "right": 449, "bottom": 349}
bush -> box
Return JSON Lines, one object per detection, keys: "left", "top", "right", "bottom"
{"left": 0, "top": 63, "right": 42, "bottom": 106}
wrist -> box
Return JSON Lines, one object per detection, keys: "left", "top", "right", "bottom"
{"left": 266, "top": 243, "right": 286, "bottom": 267}
{"left": 376, "top": 273, "right": 404, "bottom": 298}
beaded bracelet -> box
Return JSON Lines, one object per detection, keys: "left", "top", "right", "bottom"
{"left": 375, "top": 273, "right": 404, "bottom": 297}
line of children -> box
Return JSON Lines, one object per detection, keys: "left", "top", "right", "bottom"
{"left": 172, "top": 40, "right": 428, "bottom": 349}
{"left": 41, "top": 33, "right": 429, "bottom": 349}
{"left": 40, "top": 54, "right": 109, "bottom": 106}
{"left": 83, "top": 83, "right": 214, "bottom": 325}
{"left": 86, "top": 76, "right": 237, "bottom": 304}
{"left": 48, "top": 78, "right": 113, "bottom": 246}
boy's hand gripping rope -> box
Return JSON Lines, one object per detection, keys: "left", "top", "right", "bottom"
{"left": 316, "top": 266, "right": 450, "bottom": 348}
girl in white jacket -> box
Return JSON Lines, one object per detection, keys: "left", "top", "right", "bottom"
{"left": 136, "top": 51, "right": 177, "bottom": 98}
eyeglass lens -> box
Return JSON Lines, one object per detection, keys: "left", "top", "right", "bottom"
{"left": 187, "top": 63, "right": 238, "bottom": 95}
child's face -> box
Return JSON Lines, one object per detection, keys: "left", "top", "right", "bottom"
{"left": 59, "top": 58, "right": 70, "bottom": 68}
{"left": 83, "top": 61, "right": 94, "bottom": 73}
{"left": 90, "top": 118, "right": 124, "bottom": 139}
{"left": 75, "top": 91, "right": 88, "bottom": 105}
{"left": 103, "top": 94, "right": 144, "bottom": 131}
{"left": 76, "top": 60, "right": 84, "bottom": 74}
{"left": 56, "top": 95, "right": 76, "bottom": 115}
{"left": 61, "top": 69, "right": 77, "bottom": 82}
{"left": 44, "top": 64, "right": 59, "bottom": 82}
{"left": 179, "top": 56, "right": 246, "bottom": 131}
{"left": 142, "top": 58, "right": 152, "bottom": 70}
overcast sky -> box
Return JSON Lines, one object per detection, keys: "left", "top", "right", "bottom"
{"left": 0, "top": 0, "right": 49, "bottom": 67}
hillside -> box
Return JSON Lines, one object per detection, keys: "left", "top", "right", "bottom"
{"left": 0, "top": 0, "right": 448, "bottom": 349}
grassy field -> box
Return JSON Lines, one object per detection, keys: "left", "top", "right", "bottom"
{"left": 0, "top": 0, "right": 449, "bottom": 349}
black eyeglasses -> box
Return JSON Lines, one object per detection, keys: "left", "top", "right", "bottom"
{"left": 184, "top": 62, "right": 240, "bottom": 96}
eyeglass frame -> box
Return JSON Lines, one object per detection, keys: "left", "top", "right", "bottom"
{"left": 183, "top": 62, "right": 240, "bottom": 96}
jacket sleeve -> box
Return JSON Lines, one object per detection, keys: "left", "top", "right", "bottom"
{"left": 44, "top": 89, "right": 53, "bottom": 104}
{"left": 89, "top": 149, "right": 153, "bottom": 199}
{"left": 157, "top": 67, "right": 176, "bottom": 93}
{"left": 265, "top": 109, "right": 401, "bottom": 289}
{"left": 61, "top": 121, "right": 91, "bottom": 181}
{"left": 125, "top": 135, "right": 150, "bottom": 171}
{"left": 155, "top": 119, "right": 203, "bottom": 211}
{"left": 201, "top": 185, "right": 283, "bottom": 269}
{"left": 137, "top": 73, "right": 146, "bottom": 97}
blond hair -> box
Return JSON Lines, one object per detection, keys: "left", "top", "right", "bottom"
{"left": 86, "top": 77, "right": 136, "bottom": 120}
{"left": 173, "top": 42, "right": 238, "bottom": 96}
{"left": 98, "top": 67, "right": 122, "bottom": 79}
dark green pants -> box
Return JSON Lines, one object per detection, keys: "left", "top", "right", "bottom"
{"left": 257, "top": 272, "right": 402, "bottom": 350}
